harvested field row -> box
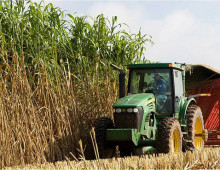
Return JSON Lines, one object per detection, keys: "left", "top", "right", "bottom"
{"left": 7, "top": 148, "right": 220, "bottom": 169}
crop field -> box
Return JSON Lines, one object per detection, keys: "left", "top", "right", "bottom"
{"left": 0, "top": 0, "right": 152, "bottom": 168}
{"left": 0, "top": 0, "right": 220, "bottom": 169}
{"left": 6, "top": 148, "right": 220, "bottom": 169}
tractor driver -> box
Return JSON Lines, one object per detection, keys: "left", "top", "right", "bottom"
{"left": 152, "top": 73, "right": 167, "bottom": 111}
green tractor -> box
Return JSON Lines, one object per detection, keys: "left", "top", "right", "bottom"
{"left": 95, "top": 63, "right": 208, "bottom": 158}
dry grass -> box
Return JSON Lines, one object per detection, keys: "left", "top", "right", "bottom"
{"left": 0, "top": 1, "right": 151, "bottom": 167}
{"left": 0, "top": 57, "right": 117, "bottom": 168}
{"left": 6, "top": 148, "right": 220, "bottom": 169}
{"left": 1, "top": 59, "right": 220, "bottom": 169}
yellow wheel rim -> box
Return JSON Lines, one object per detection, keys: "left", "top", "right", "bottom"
{"left": 195, "top": 116, "right": 203, "bottom": 149}
{"left": 171, "top": 129, "right": 180, "bottom": 153}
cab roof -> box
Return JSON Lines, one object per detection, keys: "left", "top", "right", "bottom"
{"left": 127, "top": 63, "right": 184, "bottom": 70}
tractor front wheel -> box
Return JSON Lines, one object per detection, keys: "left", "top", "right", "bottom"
{"left": 94, "top": 117, "right": 114, "bottom": 159}
{"left": 157, "top": 118, "right": 182, "bottom": 153}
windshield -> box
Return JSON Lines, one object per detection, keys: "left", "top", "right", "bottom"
{"left": 129, "top": 68, "right": 173, "bottom": 114}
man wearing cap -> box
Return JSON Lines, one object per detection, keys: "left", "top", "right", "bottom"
{"left": 152, "top": 73, "right": 167, "bottom": 111}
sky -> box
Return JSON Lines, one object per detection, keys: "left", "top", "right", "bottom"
{"left": 34, "top": 0, "right": 220, "bottom": 70}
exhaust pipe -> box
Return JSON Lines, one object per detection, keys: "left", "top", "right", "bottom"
{"left": 110, "top": 63, "right": 125, "bottom": 98}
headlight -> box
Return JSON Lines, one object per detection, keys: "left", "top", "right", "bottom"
{"left": 114, "top": 108, "right": 139, "bottom": 113}
{"left": 127, "top": 108, "right": 133, "bottom": 113}
{"left": 133, "top": 108, "right": 139, "bottom": 113}
{"left": 115, "top": 108, "right": 122, "bottom": 113}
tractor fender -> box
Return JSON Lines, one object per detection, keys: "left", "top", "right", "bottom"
{"left": 179, "top": 98, "right": 196, "bottom": 119}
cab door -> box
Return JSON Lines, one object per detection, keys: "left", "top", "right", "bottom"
{"left": 173, "top": 69, "right": 184, "bottom": 113}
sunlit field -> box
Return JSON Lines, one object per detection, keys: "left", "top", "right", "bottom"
{"left": 6, "top": 148, "right": 220, "bottom": 169}
{"left": 1, "top": 1, "right": 219, "bottom": 169}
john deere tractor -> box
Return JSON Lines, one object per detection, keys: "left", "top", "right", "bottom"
{"left": 95, "top": 63, "right": 208, "bottom": 158}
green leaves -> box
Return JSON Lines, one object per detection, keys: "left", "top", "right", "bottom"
{"left": 0, "top": 0, "right": 152, "bottom": 83}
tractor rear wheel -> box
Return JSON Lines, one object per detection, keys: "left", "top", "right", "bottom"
{"left": 157, "top": 118, "right": 182, "bottom": 153}
{"left": 94, "top": 117, "right": 114, "bottom": 158}
{"left": 185, "top": 105, "right": 205, "bottom": 150}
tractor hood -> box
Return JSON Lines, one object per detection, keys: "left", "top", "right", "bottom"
{"left": 113, "top": 93, "right": 155, "bottom": 108}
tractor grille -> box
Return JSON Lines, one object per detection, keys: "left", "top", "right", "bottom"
{"left": 113, "top": 107, "right": 143, "bottom": 131}
{"left": 114, "top": 113, "right": 137, "bottom": 128}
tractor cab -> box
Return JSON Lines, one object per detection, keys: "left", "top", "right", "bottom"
{"left": 127, "top": 63, "right": 185, "bottom": 115}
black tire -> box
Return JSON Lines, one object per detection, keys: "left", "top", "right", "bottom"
{"left": 185, "top": 105, "right": 204, "bottom": 150}
{"left": 157, "top": 118, "right": 182, "bottom": 153}
{"left": 94, "top": 117, "right": 114, "bottom": 159}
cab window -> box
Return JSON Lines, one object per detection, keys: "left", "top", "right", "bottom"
{"left": 129, "top": 69, "right": 173, "bottom": 114}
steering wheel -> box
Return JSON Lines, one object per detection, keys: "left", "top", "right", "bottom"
{"left": 143, "top": 82, "right": 156, "bottom": 92}
{"left": 145, "top": 89, "right": 154, "bottom": 93}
